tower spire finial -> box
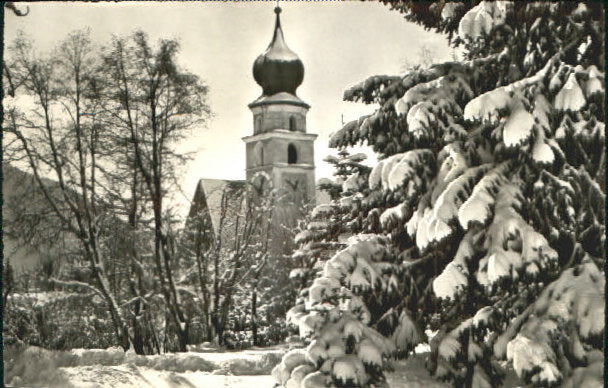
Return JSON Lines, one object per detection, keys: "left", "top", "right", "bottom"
{"left": 252, "top": 3, "right": 304, "bottom": 96}
{"left": 272, "top": 1, "right": 282, "bottom": 40}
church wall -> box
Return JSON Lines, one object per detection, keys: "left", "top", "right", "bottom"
{"left": 246, "top": 141, "right": 271, "bottom": 169}
{"left": 246, "top": 137, "right": 315, "bottom": 168}
{"left": 266, "top": 137, "right": 314, "bottom": 165}
{"left": 275, "top": 166, "right": 316, "bottom": 204}
{"left": 251, "top": 104, "right": 308, "bottom": 134}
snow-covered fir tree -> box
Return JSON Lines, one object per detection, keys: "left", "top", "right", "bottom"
{"left": 289, "top": 151, "right": 371, "bottom": 293}
{"left": 276, "top": 2, "right": 604, "bottom": 387}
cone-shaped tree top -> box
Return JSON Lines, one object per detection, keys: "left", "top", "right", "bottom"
{"left": 253, "top": 7, "right": 304, "bottom": 96}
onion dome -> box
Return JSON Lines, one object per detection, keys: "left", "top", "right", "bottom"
{"left": 253, "top": 7, "right": 304, "bottom": 96}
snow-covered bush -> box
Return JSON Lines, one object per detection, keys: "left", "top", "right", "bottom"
{"left": 3, "top": 300, "right": 39, "bottom": 347}
{"left": 278, "top": 2, "right": 604, "bottom": 387}
{"left": 4, "top": 345, "right": 76, "bottom": 388}
{"left": 4, "top": 292, "right": 117, "bottom": 350}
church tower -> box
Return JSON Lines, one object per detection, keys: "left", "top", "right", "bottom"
{"left": 243, "top": 6, "right": 317, "bottom": 207}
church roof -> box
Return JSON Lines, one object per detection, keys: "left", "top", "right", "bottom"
{"left": 248, "top": 91, "right": 309, "bottom": 109}
{"left": 252, "top": 6, "right": 304, "bottom": 97}
{"left": 188, "top": 178, "right": 246, "bottom": 237}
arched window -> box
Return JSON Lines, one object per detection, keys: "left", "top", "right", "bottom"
{"left": 256, "top": 116, "right": 263, "bottom": 133}
{"left": 288, "top": 144, "right": 298, "bottom": 164}
{"left": 289, "top": 116, "right": 297, "bottom": 132}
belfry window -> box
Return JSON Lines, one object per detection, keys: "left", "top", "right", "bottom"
{"left": 288, "top": 144, "right": 298, "bottom": 164}
{"left": 289, "top": 116, "right": 297, "bottom": 132}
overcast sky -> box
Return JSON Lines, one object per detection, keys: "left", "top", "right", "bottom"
{"left": 5, "top": 1, "right": 452, "bottom": 214}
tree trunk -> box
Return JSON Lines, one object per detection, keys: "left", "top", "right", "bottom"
{"left": 149, "top": 312, "right": 162, "bottom": 354}
{"left": 212, "top": 313, "right": 223, "bottom": 346}
{"left": 132, "top": 315, "right": 145, "bottom": 355}
{"left": 219, "top": 294, "right": 232, "bottom": 346}
{"left": 251, "top": 289, "right": 258, "bottom": 346}
{"left": 3, "top": 260, "right": 14, "bottom": 313}
{"left": 152, "top": 178, "right": 189, "bottom": 352}
{"left": 93, "top": 267, "right": 131, "bottom": 352}
{"left": 213, "top": 249, "right": 222, "bottom": 345}
{"left": 194, "top": 228, "right": 212, "bottom": 342}
{"left": 178, "top": 321, "right": 189, "bottom": 352}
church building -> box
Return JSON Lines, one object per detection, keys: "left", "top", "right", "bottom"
{"left": 244, "top": 6, "right": 317, "bottom": 206}
{"left": 188, "top": 6, "right": 319, "bottom": 252}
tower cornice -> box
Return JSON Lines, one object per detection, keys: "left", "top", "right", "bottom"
{"left": 242, "top": 131, "right": 317, "bottom": 144}
{"left": 248, "top": 93, "right": 310, "bottom": 109}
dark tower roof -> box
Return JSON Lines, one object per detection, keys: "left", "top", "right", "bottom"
{"left": 253, "top": 7, "right": 304, "bottom": 97}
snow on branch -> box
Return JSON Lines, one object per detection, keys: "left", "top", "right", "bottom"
{"left": 458, "top": 1, "right": 513, "bottom": 40}
{"left": 503, "top": 260, "right": 604, "bottom": 386}
{"left": 414, "top": 164, "right": 492, "bottom": 250}
{"left": 395, "top": 74, "right": 473, "bottom": 120}
{"left": 369, "top": 149, "right": 434, "bottom": 193}
{"left": 554, "top": 72, "right": 586, "bottom": 111}
{"left": 50, "top": 278, "right": 104, "bottom": 299}
{"left": 476, "top": 184, "right": 558, "bottom": 287}
{"left": 391, "top": 310, "right": 425, "bottom": 354}
{"left": 458, "top": 162, "right": 511, "bottom": 230}
{"left": 433, "top": 230, "right": 475, "bottom": 300}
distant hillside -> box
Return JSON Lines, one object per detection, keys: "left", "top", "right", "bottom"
{"left": 3, "top": 164, "right": 71, "bottom": 274}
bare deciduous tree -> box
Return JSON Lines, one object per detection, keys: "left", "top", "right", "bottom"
{"left": 4, "top": 30, "right": 132, "bottom": 350}
{"left": 181, "top": 174, "right": 279, "bottom": 346}
{"left": 101, "top": 31, "right": 210, "bottom": 351}
{"left": 4, "top": 29, "right": 210, "bottom": 353}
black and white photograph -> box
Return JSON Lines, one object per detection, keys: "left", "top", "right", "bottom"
{"left": 2, "top": 1, "right": 605, "bottom": 387}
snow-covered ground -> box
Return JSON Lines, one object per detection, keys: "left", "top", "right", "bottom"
{"left": 60, "top": 366, "right": 275, "bottom": 388}
{"left": 387, "top": 355, "right": 450, "bottom": 388}
{"left": 5, "top": 344, "right": 450, "bottom": 388}
{"left": 4, "top": 345, "right": 283, "bottom": 388}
